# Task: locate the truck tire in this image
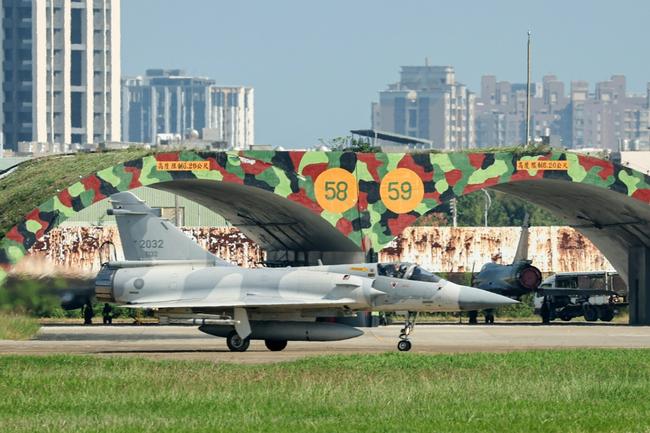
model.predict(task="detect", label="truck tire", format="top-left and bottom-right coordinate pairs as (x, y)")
top-left (599, 307), bottom-right (615, 322)
top-left (560, 310), bottom-right (572, 322)
top-left (583, 306), bottom-right (598, 322)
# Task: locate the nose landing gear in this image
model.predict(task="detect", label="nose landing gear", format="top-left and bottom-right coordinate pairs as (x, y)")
top-left (397, 311), bottom-right (417, 352)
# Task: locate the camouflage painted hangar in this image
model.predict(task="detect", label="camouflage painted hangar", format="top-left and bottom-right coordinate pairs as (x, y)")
top-left (1, 149), bottom-right (650, 323)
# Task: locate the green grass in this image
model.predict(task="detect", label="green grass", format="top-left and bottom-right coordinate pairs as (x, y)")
top-left (0, 148), bottom-right (152, 236)
top-left (0, 313), bottom-right (40, 339)
top-left (1, 350), bottom-right (650, 432)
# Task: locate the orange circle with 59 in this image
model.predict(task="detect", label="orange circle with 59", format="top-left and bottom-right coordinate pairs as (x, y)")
top-left (314, 168), bottom-right (359, 213)
top-left (380, 168), bottom-right (425, 214)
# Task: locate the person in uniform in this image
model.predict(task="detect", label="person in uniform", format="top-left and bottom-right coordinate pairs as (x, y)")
top-left (102, 303), bottom-right (113, 325)
top-left (83, 301), bottom-right (94, 325)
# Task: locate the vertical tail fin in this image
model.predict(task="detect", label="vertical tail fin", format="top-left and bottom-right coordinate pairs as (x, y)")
top-left (108, 192), bottom-right (228, 265)
top-left (513, 213), bottom-right (530, 262)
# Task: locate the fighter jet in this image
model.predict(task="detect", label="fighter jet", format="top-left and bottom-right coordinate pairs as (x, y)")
top-left (95, 192), bottom-right (517, 352)
top-left (470, 214), bottom-right (542, 323)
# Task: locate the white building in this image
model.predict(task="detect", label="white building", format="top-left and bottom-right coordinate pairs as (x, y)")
top-left (372, 64), bottom-right (475, 150)
top-left (122, 69), bottom-right (254, 150)
top-left (0, 0), bottom-right (120, 150)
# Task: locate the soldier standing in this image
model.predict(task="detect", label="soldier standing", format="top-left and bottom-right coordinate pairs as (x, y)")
top-left (102, 303), bottom-right (113, 325)
top-left (82, 301), bottom-right (94, 325)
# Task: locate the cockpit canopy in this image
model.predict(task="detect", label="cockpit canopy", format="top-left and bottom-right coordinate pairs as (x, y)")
top-left (377, 262), bottom-right (443, 283)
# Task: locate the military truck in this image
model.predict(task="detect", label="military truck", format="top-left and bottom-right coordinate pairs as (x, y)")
top-left (533, 271), bottom-right (627, 323)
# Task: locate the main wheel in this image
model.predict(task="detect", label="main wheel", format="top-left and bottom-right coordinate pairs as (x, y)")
top-left (397, 340), bottom-right (412, 352)
top-left (226, 331), bottom-right (250, 352)
top-left (599, 308), bottom-right (615, 322)
top-left (468, 311), bottom-right (478, 324)
top-left (485, 313), bottom-right (495, 324)
top-left (264, 339), bottom-right (288, 352)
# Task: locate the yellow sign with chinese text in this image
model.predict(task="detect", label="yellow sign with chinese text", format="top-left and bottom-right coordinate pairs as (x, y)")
top-left (156, 161), bottom-right (210, 171)
top-left (516, 160), bottom-right (569, 171)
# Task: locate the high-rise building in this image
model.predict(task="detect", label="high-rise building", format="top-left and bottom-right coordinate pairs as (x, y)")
top-left (122, 69), bottom-right (254, 149)
top-left (570, 76), bottom-right (650, 150)
top-left (372, 64), bottom-right (475, 150)
top-left (475, 75), bottom-right (570, 148)
top-left (475, 74), bottom-right (650, 150)
top-left (0, 0), bottom-right (121, 151)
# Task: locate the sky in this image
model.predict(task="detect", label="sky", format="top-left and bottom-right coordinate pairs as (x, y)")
top-left (122, 0), bottom-right (650, 149)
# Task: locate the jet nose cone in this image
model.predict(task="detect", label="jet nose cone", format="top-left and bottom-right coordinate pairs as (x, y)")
top-left (457, 285), bottom-right (519, 311)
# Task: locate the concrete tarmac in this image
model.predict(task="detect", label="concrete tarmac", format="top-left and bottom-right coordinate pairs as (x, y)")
top-left (1, 323), bottom-right (649, 364)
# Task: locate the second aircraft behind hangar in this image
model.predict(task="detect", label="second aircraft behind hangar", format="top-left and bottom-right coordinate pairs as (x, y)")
top-left (95, 192), bottom-right (517, 352)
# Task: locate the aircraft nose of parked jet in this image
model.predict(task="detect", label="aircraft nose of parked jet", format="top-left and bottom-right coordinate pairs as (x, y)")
top-left (457, 285), bottom-right (519, 311)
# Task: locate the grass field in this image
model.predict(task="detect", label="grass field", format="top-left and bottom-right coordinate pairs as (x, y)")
top-left (0, 314), bottom-right (40, 340)
top-left (1, 350), bottom-right (650, 433)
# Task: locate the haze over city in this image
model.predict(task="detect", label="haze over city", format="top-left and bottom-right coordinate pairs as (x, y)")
top-left (123, 0), bottom-right (650, 148)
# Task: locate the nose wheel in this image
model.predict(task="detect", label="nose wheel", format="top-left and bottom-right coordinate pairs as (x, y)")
top-left (397, 311), bottom-right (417, 352)
top-left (226, 330), bottom-right (250, 352)
top-left (397, 339), bottom-right (412, 351)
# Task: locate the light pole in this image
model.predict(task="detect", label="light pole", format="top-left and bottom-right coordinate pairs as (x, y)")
top-left (482, 189), bottom-right (492, 227)
top-left (525, 31), bottom-right (532, 146)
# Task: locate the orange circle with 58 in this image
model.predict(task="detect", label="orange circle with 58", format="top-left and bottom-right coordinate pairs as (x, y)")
top-left (314, 168), bottom-right (359, 213)
top-left (380, 168), bottom-right (424, 214)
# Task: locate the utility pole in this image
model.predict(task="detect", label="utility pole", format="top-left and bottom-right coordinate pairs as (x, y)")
top-left (525, 31), bottom-right (532, 146)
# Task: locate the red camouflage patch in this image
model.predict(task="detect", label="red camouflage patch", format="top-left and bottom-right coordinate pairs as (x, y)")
top-left (5, 225), bottom-right (24, 243)
top-left (444, 169), bottom-right (463, 186)
top-left (578, 155), bottom-right (614, 181)
top-left (289, 151), bottom-right (306, 173)
top-left (335, 218), bottom-right (354, 236)
top-left (287, 189), bottom-right (322, 214)
top-left (123, 167), bottom-right (143, 189)
top-left (357, 153), bottom-right (383, 181)
top-left (632, 188), bottom-right (650, 204)
top-left (58, 189), bottom-right (73, 208)
top-left (301, 163), bottom-right (329, 182)
top-left (387, 213), bottom-right (418, 235)
top-left (240, 159), bottom-right (272, 176)
top-left (397, 154), bottom-right (433, 181)
top-left (463, 176), bottom-right (501, 195)
top-left (81, 175), bottom-right (107, 203)
top-left (154, 152), bottom-right (182, 162)
top-left (468, 153), bottom-right (485, 169)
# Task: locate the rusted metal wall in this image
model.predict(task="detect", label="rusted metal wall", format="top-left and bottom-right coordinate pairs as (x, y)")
top-left (17, 226), bottom-right (612, 276)
top-left (379, 226), bottom-right (613, 273)
top-left (18, 227), bottom-right (265, 276)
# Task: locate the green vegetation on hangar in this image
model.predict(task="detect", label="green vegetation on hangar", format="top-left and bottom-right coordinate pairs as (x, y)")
top-left (0, 147), bottom-right (561, 237)
top-left (0, 149), bottom-right (152, 236)
top-left (1, 350), bottom-right (649, 433)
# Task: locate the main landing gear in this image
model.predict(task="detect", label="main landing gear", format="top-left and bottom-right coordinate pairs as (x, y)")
top-left (226, 332), bottom-right (290, 352)
top-left (397, 311), bottom-right (417, 352)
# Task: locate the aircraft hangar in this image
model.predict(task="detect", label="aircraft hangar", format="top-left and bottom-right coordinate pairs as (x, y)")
top-left (1, 149), bottom-right (649, 323)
